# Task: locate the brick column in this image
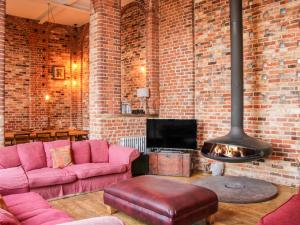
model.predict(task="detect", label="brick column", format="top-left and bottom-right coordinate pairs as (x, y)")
top-left (145, 0), bottom-right (159, 115)
top-left (0, 0), bottom-right (5, 146)
top-left (89, 0), bottom-right (121, 138)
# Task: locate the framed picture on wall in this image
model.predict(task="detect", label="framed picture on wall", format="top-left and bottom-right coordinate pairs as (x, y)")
top-left (52, 66), bottom-right (65, 80)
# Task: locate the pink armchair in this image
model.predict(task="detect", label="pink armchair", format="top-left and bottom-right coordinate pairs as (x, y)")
top-left (258, 187), bottom-right (300, 225)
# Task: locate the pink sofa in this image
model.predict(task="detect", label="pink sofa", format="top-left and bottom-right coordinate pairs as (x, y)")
top-left (258, 187), bottom-right (300, 225)
top-left (0, 140), bottom-right (140, 199)
top-left (1, 192), bottom-right (124, 225)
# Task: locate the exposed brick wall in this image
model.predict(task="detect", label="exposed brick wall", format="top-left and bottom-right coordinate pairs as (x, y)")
top-left (94, 116), bottom-right (146, 144)
top-left (194, 0), bottom-right (300, 186)
top-left (0, 0), bottom-right (5, 146)
top-left (80, 25), bottom-right (90, 130)
top-left (158, 0), bottom-right (195, 119)
top-left (145, 0), bottom-right (160, 115)
top-left (4, 16), bottom-right (88, 131)
top-left (121, 1), bottom-right (146, 110)
top-left (89, 0), bottom-right (122, 138)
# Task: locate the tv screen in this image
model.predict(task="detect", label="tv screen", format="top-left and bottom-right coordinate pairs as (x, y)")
top-left (147, 119), bottom-right (197, 150)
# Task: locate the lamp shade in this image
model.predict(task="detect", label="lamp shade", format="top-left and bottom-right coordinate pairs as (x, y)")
top-left (137, 87), bottom-right (149, 98)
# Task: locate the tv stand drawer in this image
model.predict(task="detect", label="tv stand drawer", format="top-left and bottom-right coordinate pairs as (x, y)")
top-left (149, 152), bottom-right (191, 177)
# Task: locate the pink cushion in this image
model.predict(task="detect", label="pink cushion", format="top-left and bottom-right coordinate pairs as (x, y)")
top-left (4, 192), bottom-right (72, 225)
top-left (0, 146), bottom-right (21, 169)
top-left (71, 141), bottom-right (91, 164)
top-left (89, 140), bottom-right (109, 163)
top-left (0, 208), bottom-right (20, 225)
top-left (20, 209), bottom-right (73, 225)
top-left (65, 163), bottom-right (127, 179)
top-left (26, 167), bottom-right (77, 188)
top-left (0, 167), bottom-right (29, 196)
top-left (17, 142), bottom-right (46, 172)
top-left (4, 192), bottom-right (51, 220)
top-left (58, 216), bottom-right (124, 225)
top-left (43, 141), bottom-right (70, 167)
top-left (258, 194), bottom-right (300, 225)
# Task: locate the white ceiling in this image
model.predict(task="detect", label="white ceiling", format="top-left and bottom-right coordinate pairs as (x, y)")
top-left (6, 0), bottom-right (135, 26)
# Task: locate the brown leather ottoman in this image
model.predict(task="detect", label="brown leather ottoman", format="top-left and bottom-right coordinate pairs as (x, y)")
top-left (104, 176), bottom-right (218, 225)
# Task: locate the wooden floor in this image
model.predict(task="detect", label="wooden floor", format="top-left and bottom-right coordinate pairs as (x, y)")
top-left (49, 173), bottom-right (297, 225)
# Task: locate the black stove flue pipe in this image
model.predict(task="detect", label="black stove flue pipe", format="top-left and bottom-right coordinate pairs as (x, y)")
top-left (200, 0), bottom-right (272, 163)
top-left (230, 0), bottom-right (245, 137)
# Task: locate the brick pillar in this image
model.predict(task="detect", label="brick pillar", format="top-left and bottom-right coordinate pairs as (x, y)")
top-left (145, 0), bottom-right (159, 115)
top-left (89, 0), bottom-right (121, 138)
top-left (0, 0), bottom-right (5, 146)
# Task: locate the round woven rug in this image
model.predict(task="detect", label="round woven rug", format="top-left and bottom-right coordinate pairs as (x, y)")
top-left (193, 176), bottom-right (278, 204)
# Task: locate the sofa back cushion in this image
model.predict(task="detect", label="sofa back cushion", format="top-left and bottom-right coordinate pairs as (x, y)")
top-left (0, 208), bottom-right (20, 225)
top-left (17, 142), bottom-right (46, 172)
top-left (51, 146), bottom-right (73, 169)
top-left (71, 141), bottom-right (90, 164)
top-left (0, 146), bottom-right (21, 169)
top-left (43, 140), bottom-right (70, 167)
top-left (89, 140), bottom-right (109, 163)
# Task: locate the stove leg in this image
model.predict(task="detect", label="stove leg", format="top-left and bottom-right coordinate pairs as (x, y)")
top-left (206, 214), bottom-right (215, 225)
top-left (106, 205), bottom-right (117, 215)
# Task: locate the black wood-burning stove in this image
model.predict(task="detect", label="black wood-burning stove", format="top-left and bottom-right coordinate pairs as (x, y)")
top-left (195, 0), bottom-right (277, 204)
top-left (201, 0), bottom-right (272, 163)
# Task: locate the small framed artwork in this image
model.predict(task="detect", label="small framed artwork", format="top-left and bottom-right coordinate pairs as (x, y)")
top-left (52, 66), bottom-right (65, 80)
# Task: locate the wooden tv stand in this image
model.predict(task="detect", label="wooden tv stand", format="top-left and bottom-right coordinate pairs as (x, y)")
top-left (148, 151), bottom-right (191, 177)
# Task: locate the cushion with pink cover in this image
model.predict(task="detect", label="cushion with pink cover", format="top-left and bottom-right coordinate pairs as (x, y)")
top-left (58, 216), bottom-right (124, 225)
top-left (3, 192), bottom-right (73, 225)
top-left (71, 141), bottom-right (91, 164)
top-left (43, 140), bottom-right (70, 167)
top-left (0, 146), bottom-right (21, 169)
top-left (17, 142), bottom-right (46, 172)
top-left (89, 140), bottom-right (109, 163)
top-left (26, 167), bottom-right (77, 188)
top-left (65, 163), bottom-right (127, 179)
top-left (4, 192), bottom-right (51, 219)
top-left (0, 208), bottom-right (20, 225)
top-left (0, 167), bottom-right (29, 196)
top-left (20, 208), bottom-right (73, 225)
top-left (258, 194), bottom-right (300, 225)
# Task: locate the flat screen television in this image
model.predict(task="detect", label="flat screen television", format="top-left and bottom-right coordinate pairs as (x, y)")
top-left (147, 119), bottom-right (197, 150)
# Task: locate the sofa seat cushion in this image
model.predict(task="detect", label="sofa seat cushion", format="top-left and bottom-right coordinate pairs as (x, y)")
top-left (20, 208), bottom-right (73, 225)
top-left (3, 192), bottom-right (51, 220)
top-left (65, 163), bottom-right (127, 179)
top-left (0, 146), bottom-right (21, 169)
top-left (0, 208), bottom-right (21, 225)
top-left (3, 192), bottom-right (73, 225)
top-left (0, 167), bottom-right (28, 195)
top-left (27, 168), bottom-right (77, 188)
top-left (258, 194), bottom-right (300, 225)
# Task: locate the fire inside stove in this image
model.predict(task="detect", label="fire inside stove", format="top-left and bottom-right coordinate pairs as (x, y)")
top-left (201, 142), bottom-right (264, 163)
top-left (213, 144), bottom-right (246, 158)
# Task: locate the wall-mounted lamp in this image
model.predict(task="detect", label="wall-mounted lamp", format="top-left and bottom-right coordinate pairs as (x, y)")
top-left (45, 94), bottom-right (50, 101)
top-left (72, 62), bottom-right (78, 70)
top-left (72, 80), bottom-right (77, 86)
top-left (140, 66), bottom-right (146, 74)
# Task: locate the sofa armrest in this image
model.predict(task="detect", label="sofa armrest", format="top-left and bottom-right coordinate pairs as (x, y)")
top-left (109, 145), bottom-right (140, 166)
top-left (58, 216), bottom-right (124, 225)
